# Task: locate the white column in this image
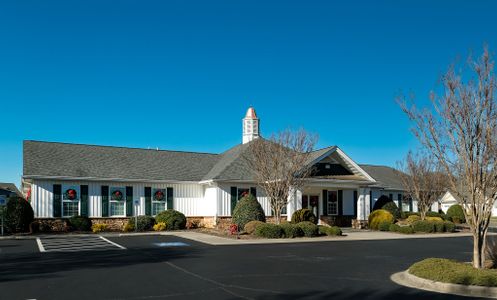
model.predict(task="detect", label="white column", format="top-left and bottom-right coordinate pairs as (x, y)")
top-left (286, 187), bottom-right (302, 221)
top-left (356, 187), bottom-right (371, 221)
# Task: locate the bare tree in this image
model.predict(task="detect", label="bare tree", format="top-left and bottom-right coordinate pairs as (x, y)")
top-left (397, 151), bottom-right (446, 220)
top-left (246, 129), bottom-right (317, 224)
top-left (398, 47), bottom-right (497, 269)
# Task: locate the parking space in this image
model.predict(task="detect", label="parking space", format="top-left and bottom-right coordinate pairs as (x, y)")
top-left (36, 235), bottom-right (126, 253)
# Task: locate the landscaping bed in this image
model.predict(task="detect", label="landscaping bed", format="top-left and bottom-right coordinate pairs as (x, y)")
top-left (409, 258), bottom-right (497, 287)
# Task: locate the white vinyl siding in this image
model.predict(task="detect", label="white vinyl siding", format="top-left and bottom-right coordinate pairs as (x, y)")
top-left (30, 180), bottom-right (207, 218)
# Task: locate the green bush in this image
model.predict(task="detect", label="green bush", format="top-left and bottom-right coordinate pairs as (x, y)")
top-left (444, 221), bottom-right (456, 232)
top-left (319, 225), bottom-right (342, 236)
top-left (296, 221), bottom-right (319, 237)
top-left (433, 221), bottom-right (445, 233)
top-left (406, 215), bottom-right (421, 224)
top-left (244, 220), bottom-right (265, 235)
top-left (155, 210), bottom-right (187, 230)
top-left (127, 215), bottom-right (155, 231)
top-left (69, 215), bottom-right (92, 231)
top-left (389, 223), bottom-right (401, 232)
top-left (254, 223), bottom-right (283, 239)
top-left (412, 220), bottom-right (435, 233)
top-left (378, 220), bottom-right (392, 231)
top-left (232, 194), bottom-right (266, 229)
top-left (409, 258), bottom-right (497, 287)
top-left (398, 226), bottom-right (414, 234)
top-left (426, 211), bottom-right (445, 219)
top-left (401, 211), bottom-right (420, 219)
top-left (280, 223), bottom-right (304, 238)
top-left (382, 201), bottom-right (401, 220)
top-left (447, 204), bottom-right (465, 224)
top-left (4, 196), bottom-right (34, 233)
top-left (291, 208), bottom-right (317, 224)
top-left (368, 209), bottom-right (394, 230)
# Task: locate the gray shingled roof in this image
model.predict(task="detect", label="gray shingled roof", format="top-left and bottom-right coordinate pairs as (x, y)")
top-left (0, 183), bottom-right (22, 196)
top-left (359, 164), bottom-right (405, 191)
top-left (23, 141), bottom-right (220, 182)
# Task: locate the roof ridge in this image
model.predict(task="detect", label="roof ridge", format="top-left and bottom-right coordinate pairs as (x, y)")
top-left (24, 140), bottom-right (219, 156)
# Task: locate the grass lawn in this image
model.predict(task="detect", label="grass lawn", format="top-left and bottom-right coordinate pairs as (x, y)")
top-left (409, 258), bottom-right (497, 287)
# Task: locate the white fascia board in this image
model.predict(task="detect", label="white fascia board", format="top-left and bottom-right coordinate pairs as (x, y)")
top-left (22, 175), bottom-right (199, 184)
top-left (335, 147), bottom-right (376, 182)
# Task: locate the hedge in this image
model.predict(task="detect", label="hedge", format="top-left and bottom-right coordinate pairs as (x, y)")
top-left (254, 223), bottom-right (283, 239)
top-left (410, 258), bottom-right (497, 287)
top-left (127, 215), bottom-right (155, 231)
top-left (318, 225), bottom-right (342, 236)
top-left (244, 220), bottom-right (265, 235)
top-left (280, 223), bottom-right (304, 238)
top-left (69, 215), bottom-right (92, 231)
top-left (378, 220), bottom-right (392, 231)
top-left (398, 226), bottom-right (414, 234)
top-left (296, 221), bottom-right (319, 237)
top-left (389, 223), bottom-right (401, 232)
top-left (155, 210), bottom-right (187, 230)
top-left (382, 201), bottom-right (401, 220)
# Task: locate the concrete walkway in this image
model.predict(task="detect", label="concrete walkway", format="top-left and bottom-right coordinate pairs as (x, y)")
top-left (159, 230), bottom-right (479, 246)
top-left (1, 230), bottom-right (482, 245)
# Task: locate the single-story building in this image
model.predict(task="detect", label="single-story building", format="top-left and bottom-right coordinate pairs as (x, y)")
top-left (22, 107), bottom-right (416, 228)
top-left (0, 182), bottom-right (22, 205)
top-left (434, 190), bottom-right (497, 216)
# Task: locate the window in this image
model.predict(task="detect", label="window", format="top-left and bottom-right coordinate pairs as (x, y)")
top-left (327, 190), bottom-right (338, 215)
top-left (237, 188), bottom-right (250, 200)
top-left (152, 188), bottom-right (167, 216)
top-left (302, 195), bottom-right (309, 209)
top-left (62, 185), bottom-right (80, 217)
top-left (110, 187), bottom-right (126, 217)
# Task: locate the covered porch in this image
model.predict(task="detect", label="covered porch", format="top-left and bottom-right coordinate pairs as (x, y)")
top-left (287, 180), bottom-right (373, 227)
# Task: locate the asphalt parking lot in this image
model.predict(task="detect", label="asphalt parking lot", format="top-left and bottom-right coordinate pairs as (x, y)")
top-left (0, 234), bottom-right (485, 300)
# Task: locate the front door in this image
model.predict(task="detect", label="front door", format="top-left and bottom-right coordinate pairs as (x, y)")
top-left (302, 195), bottom-right (319, 216)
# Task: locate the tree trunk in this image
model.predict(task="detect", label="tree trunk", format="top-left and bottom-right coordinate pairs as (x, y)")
top-left (473, 232), bottom-right (486, 269)
top-left (274, 208), bottom-right (281, 225)
top-left (420, 209), bottom-right (426, 221)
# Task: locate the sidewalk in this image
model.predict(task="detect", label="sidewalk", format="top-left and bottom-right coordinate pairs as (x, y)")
top-left (0, 230), bottom-right (481, 245)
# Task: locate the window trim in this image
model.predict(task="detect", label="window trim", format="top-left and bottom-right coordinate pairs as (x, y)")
top-left (151, 188), bottom-right (167, 216)
top-left (327, 190), bottom-right (338, 216)
top-left (109, 187), bottom-right (126, 217)
top-left (61, 185), bottom-right (80, 218)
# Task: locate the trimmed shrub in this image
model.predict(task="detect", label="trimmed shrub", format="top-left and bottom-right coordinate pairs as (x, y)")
top-left (409, 258), bottom-right (497, 287)
top-left (281, 223), bottom-right (304, 238)
top-left (447, 204), bottom-right (465, 224)
top-left (412, 220), bottom-right (436, 233)
top-left (69, 215), bottom-right (92, 231)
top-left (433, 221), bottom-right (445, 233)
top-left (378, 220), bottom-right (393, 231)
top-left (291, 208), bottom-right (317, 224)
top-left (232, 194), bottom-right (266, 229)
top-left (155, 210), bottom-right (187, 230)
top-left (426, 211), bottom-right (445, 219)
top-left (368, 209), bottom-right (394, 230)
top-left (406, 215), bottom-right (421, 225)
top-left (296, 221), bottom-right (319, 237)
top-left (127, 215), bottom-right (155, 231)
top-left (4, 196), bottom-right (34, 233)
top-left (319, 225), bottom-right (342, 236)
top-left (244, 220), bottom-right (265, 235)
top-left (444, 221), bottom-right (456, 232)
top-left (389, 223), bottom-right (401, 232)
top-left (382, 201), bottom-right (401, 220)
top-left (401, 211), bottom-right (420, 219)
top-left (398, 226), bottom-right (414, 234)
top-left (92, 224), bottom-right (107, 233)
top-left (426, 216), bottom-right (444, 222)
top-left (153, 222), bottom-right (167, 231)
top-left (254, 223), bottom-right (283, 239)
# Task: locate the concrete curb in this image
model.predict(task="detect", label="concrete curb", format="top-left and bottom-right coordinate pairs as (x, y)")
top-left (391, 270), bottom-right (497, 299)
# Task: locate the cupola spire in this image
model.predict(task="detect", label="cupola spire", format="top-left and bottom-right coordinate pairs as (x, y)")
top-left (242, 107), bottom-right (260, 144)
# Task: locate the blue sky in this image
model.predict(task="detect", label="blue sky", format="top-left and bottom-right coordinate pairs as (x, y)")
top-left (1, 0), bottom-right (497, 187)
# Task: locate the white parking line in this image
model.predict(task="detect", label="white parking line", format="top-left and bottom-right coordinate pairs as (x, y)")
top-left (36, 238), bottom-right (46, 252)
top-left (99, 235), bottom-right (126, 249)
